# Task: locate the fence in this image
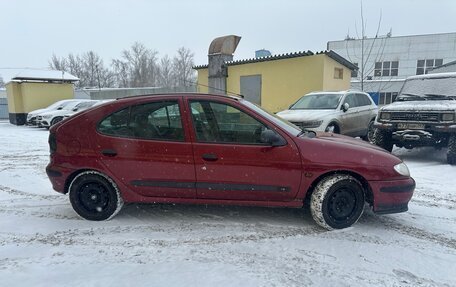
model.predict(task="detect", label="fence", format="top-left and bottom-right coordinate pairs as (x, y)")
top-left (0, 98), bottom-right (8, 119)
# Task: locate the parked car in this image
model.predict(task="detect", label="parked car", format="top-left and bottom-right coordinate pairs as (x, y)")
top-left (62, 100), bottom-right (106, 120)
top-left (26, 99), bottom-right (81, 126)
top-left (37, 99), bottom-right (96, 128)
top-left (374, 73), bottom-right (456, 165)
top-left (276, 90), bottom-right (378, 142)
top-left (46, 93), bottom-right (414, 230)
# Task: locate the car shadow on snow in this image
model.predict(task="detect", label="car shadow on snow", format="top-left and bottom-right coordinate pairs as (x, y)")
top-left (116, 202), bottom-right (317, 227)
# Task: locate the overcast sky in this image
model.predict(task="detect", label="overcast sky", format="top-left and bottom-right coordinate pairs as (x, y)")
top-left (1, 0), bottom-right (455, 80)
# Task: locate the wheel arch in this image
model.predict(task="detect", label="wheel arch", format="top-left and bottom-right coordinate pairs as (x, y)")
top-left (64, 168), bottom-right (112, 194)
top-left (326, 120), bottom-right (341, 133)
top-left (304, 170), bottom-right (374, 207)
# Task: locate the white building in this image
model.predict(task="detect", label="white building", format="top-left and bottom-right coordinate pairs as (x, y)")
top-left (328, 32), bottom-right (456, 105)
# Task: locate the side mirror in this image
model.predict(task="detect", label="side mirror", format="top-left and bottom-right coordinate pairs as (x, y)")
top-left (342, 103), bottom-right (350, 112)
top-left (260, 129), bottom-right (287, 147)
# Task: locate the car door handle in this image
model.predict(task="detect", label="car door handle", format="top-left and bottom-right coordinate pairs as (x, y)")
top-left (202, 153), bottom-right (218, 161)
top-left (101, 149), bottom-right (117, 157)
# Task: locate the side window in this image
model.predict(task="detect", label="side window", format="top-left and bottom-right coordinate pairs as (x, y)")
top-left (344, 94), bottom-right (359, 108)
top-left (357, 94), bottom-right (372, 106)
top-left (190, 100), bottom-right (272, 145)
top-left (98, 107), bottom-right (132, 137)
top-left (97, 101), bottom-right (184, 141)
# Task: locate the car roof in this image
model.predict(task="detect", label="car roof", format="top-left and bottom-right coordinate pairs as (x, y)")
top-left (114, 93), bottom-right (243, 102)
top-left (307, 90), bottom-right (368, 95)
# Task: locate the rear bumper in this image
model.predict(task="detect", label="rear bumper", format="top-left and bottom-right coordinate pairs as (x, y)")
top-left (370, 177), bottom-right (415, 214)
top-left (46, 163), bottom-right (73, 194)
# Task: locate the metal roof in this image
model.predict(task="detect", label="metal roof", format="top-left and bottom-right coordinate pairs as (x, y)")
top-left (12, 69), bottom-right (79, 82)
top-left (193, 50), bottom-right (357, 70)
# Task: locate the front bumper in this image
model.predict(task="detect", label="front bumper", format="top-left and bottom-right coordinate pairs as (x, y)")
top-left (375, 121), bottom-right (456, 133)
top-left (370, 177), bottom-right (415, 214)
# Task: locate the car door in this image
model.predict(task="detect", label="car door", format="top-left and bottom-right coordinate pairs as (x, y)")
top-left (355, 93), bottom-right (376, 136)
top-left (340, 93), bottom-right (362, 136)
top-left (186, 97), bottom-right (302, 202)
top-left (95, 97), bottom-right (196, 198)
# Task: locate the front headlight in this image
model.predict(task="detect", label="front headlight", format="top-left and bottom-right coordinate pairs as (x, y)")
top-left (442, 113), bottom-right (455, 122)
top-left (394, 162), bottom-right (410, 177)
top-left (380, 112), bottom-right (391, 121)
top-left (301, 120), bottom-right (323, 128)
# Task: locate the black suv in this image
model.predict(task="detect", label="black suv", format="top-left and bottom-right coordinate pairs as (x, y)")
top-left (374, 73), bottom-right (456, 165)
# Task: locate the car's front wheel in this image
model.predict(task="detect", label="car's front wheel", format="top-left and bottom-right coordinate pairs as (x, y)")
top-left (310, 174), bottom-right (365, 230)
top-left (50, 116), bottom-right (63, 126)
top-left (361, 120), bottom-right (375, 142)
top-left (325, 123), bottom-right (339, 133)
top-left (373, 129), bottom-right (393, 152)
top-left (447, 133), bottom-right (456, 165)
top-left (69, 171), bottom-right (124, 220)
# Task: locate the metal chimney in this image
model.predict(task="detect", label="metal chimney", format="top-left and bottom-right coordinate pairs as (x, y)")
top-left (208, 35), bottom-right (241, 94)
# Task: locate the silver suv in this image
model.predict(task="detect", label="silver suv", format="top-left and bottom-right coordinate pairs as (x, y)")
top-left (277, 90), bottom-right (378, 141)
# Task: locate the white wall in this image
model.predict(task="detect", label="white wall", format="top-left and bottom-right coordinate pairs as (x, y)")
top-left (328, 33), bottom-right (456, 95)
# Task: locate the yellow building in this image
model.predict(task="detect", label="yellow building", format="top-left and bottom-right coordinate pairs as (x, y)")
top-left (194, 50), bottom-right (356, 113)
top-left (6, 70), bottom-right (78, 125)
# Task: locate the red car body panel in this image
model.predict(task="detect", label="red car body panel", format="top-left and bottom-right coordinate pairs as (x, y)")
top-left (46, 93), bottom-right (414, 214)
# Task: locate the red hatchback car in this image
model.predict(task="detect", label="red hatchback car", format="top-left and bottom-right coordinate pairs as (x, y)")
top-left (46, 93), bottom-right (415, 230)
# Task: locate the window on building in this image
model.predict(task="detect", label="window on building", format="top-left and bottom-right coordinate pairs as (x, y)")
top-left (379, 92), bottom-right (399, 106)
top-left (374, 61), bottom-right (399, 77)
top-left (334, 67), bottom-right (344, 79)
top-left (351, 63), bottom-right (358, 78)
top-left (416, 59), bottom-right (443, 75)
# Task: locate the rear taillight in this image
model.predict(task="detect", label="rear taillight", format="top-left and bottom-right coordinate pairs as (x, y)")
top-left (49, 133), bottom-right (57, 154)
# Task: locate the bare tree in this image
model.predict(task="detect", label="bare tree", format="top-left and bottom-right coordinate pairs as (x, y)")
top-left (342, 2), bottom-right (392, 92)
top-left (173, 47), bottom-right (196, 87)
top-left (158, 55), bottom-right (174, 88)
top-left (114, 42), bottom-right (159, 87)
top-left (112, 59), bottom-right (130, 88)
top-left (48, 44), bottom-right (197, 89)
top-left (48, 54), bottom-right (67, 71)
top-left (0, 75), bottom-right (5, 88)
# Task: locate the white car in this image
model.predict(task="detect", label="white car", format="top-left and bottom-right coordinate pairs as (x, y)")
top-left (276, 90), bottom-right (378, 141)
top-left (62, 99), bottom-right (113, 120)
top-left (37, 100), bottom-right (97, 128)
top-left (26, 99), bottom-right (81, 126)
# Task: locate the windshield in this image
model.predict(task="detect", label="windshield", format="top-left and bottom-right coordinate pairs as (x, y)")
top-left (73, 101), bottom-right (98, 110)
top-left (241, 100), bottom-right (301, 136)
top-left (290, 93), bottom-right (342, 109)
top-left (397, 76), bottom-right (456, 101)
top-left (46, 100), bottom-right (75, 110)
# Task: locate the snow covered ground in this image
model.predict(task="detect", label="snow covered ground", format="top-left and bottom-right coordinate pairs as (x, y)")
top-left (0, 121), bottom-right (454, 287)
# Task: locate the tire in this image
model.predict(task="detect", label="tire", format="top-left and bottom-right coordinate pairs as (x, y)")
top-left (447, 134), bottom-right (456, 165)
top-left (69, 171), bottom-right (124, 221)
top-left (325, 123), bottom-right (339, 133)
top-left (373, 129), bottom-right (393, 152)
top-left (361, 120), bottom-right (375, 143)
top-left (310, 174), bottom-right (365, 230)
top-left (50, 117), bottom-right (63, 126)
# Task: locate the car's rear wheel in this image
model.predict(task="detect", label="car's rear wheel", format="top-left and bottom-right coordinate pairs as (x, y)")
top-left (310, 174), bottom-right (365, 230)
top-left (373, 129), bottom-right (393, 152)
top-left (447, 133), bottom-right (456, 165)
top-left (361, 120), bottom-right (375, 142)
top-left (69, 171), bottom-right (124, 221)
